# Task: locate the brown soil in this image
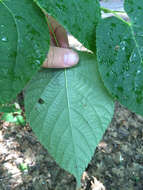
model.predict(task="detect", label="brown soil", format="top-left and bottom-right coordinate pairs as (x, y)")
top-left (0, 102), bottom-right (143, 190)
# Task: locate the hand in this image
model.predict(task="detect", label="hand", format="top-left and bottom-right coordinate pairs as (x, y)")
top-left (42, 15), bottom-right (79, 68)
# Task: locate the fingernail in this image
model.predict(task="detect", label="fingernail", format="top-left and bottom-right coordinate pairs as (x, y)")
top-left (64, 52), bottom-right (79, 66)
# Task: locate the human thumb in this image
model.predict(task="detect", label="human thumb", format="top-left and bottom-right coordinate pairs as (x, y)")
top-left (42, 46), bottom-right (79, 68)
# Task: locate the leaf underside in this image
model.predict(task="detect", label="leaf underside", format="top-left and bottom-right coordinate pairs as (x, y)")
top-left (96, 0), bottom-right (143, 115)
top-left (25, 51), bottom-right (114, 185)
top-left (34, 0), bottom-right (101, 51)
top-left (0, 0), bottom-right (50, 104)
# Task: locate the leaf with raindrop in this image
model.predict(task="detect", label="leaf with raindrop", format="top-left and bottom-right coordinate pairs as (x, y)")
top-left (34, 0), bottom-right (101, 51)
top-left (0, 0), bottom-right (50, 104)
top-left (96, 0), bottom-right (143, 115)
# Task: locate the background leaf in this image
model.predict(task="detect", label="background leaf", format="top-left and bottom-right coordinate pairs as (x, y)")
top-left (25, 51), bottom-right (114, 185)
top-left (0, 0), bottom-right (50, 104)
top-left (34, 0), bottom-right (101, 51)
top-left (96, 0), bottom-right (143, 115)
top-left (0, 104), bottom-right (16, 113)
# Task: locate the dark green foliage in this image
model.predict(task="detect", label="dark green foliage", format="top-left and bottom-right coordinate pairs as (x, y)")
top-left (34, 0), bottom-right (101, 51)
top-left (96, 0), bottom-right (143, 115)
top-left (0, 0), bottom-right (50, 103)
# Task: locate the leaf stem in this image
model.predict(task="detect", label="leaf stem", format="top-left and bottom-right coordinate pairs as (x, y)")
top-left (46, 16), bottom-right (60, 47)
top-left (37, 5), bottom-right (60, 47)
top-left (101, 7), bottom-right (130, 25)
top-left (101, 7), bottom-right (125, 14)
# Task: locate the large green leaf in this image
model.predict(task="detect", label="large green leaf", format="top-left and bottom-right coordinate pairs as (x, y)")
top-left (96, 0), bottom-right (143, 115)
top-left (34, 0), bottom-right (101, 51)
top-left (25, 51), bottom-right (114, 185)
top-left (0, 0), bottom-right (50, 104)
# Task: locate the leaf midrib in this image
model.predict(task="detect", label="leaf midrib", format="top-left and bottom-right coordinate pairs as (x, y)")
top-left (130, 25), bottom-right (143, 63)
top-left (64, 69), bottom-right (80, 178)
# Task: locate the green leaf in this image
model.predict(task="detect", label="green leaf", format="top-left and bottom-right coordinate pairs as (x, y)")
top-left (25, 51), bottom-right (114, 185)
top-left (16, 115), bottom-right (26, 126)
top-left (96, 0), bottom-right (143, 115)
top-left (1, 113), bottom-right (17, 122)
top-left (1, 111), bottom-right (25, 125)
top-left (34, 0), bottom-right (101, 51)
top-left (0, 0), bottom-right (50, 104)
top-left (19, 163), bottom-right (28, 172)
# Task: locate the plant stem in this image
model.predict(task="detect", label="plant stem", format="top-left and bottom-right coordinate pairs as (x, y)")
top-left (101, 7), bottom-right (125, 14)
top-left (101, 7), bottom-right (130, 25)
top-left (46, 16), bottom-right (60, 47)
top-left (41, 7), bottom-right (60, 47)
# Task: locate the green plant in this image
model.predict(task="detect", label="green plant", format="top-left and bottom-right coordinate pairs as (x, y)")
top-left (0, 0), bottom-right (142, 187)
top-left (1, 109), bottom-right (25, 125)
top-left (19, 163), bottom-right (29, 172)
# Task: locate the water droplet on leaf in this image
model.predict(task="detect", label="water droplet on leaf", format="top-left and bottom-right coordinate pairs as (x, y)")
top-left (1, 37), bottom-right (8, 42)
top-left (137, 70), bottom-right (141, 74)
